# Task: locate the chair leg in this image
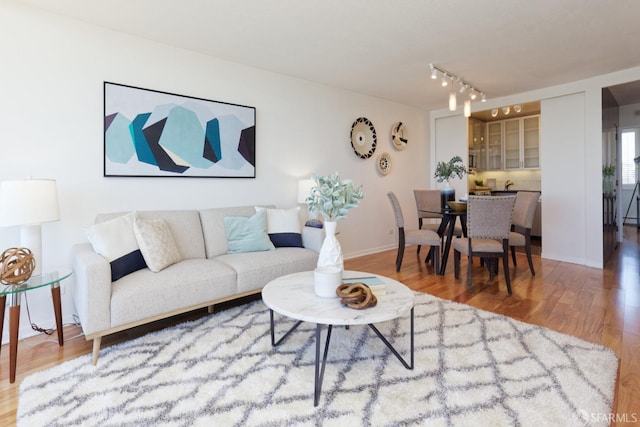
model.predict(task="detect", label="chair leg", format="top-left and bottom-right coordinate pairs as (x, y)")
top-left (525, 237), bottom-right (535, 275)
top-left (454, 250), bottom-right (458, 277)
top-left (432, 247), bottom-right (440, 274)
top-left (511, 246), bottom-right (517, 266)
top-left (467, 255), bottom-right (473, 293)
top-left (417, 244), bottom-right (421, 254)
top-left (396, 244), bottom-right (405, 272)
top-left (502, 242), bottom-right (512, 295)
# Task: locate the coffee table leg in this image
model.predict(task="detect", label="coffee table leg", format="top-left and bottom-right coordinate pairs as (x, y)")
top-left (269, 309), bottom-right (303, 347)
top-left (51, 283), bottom-right (64, 346)
top-left (0, 295), bottom-right (5, 359)
top-left (9, 297), bottom-right (21, 383)
top-left (314, 324), bottom-right (333, 407)
top-left (368, 307), bottom-right (414, 369)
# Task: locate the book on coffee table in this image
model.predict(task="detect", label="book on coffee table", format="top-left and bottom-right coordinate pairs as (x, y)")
top-left (342, 277), bottom-right (386, 295)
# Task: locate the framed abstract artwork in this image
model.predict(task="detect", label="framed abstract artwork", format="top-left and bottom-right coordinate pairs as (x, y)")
top-left (104, 82), bottom-right (256, 178)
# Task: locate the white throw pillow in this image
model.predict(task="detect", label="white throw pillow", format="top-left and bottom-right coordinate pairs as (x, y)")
top-left (133, 217), bottom-right (182, 272)
top-left (86, 212), bottom-right (147, 281)
top-left (255, 206), bottom-right (303, 248)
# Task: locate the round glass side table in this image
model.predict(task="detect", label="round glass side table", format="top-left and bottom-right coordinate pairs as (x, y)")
top-left (0, 268), bottom-right (72, 383)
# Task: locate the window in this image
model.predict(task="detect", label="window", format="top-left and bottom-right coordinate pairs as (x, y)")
top-left (621, 131), bottom-right (637, 186)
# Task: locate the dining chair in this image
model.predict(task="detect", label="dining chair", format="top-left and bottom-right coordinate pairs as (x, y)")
top-left (413, 189), bottom-right (462, 254)
top-left (453, 195), bottom-right (516, 294)
top-left (508, 191), bottom-right (540, 275)
top-left (387, 192), bottom-right (441, 272)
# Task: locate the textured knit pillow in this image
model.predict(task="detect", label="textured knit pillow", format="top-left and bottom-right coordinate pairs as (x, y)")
top-left (255, 206), bottom-right (303, 248)
top-left (224, 209), bottom-right (275, 254)
top-left (133, 217), bottom-right (182, 272)
top-left (86, 212), bottom-right (147, 281)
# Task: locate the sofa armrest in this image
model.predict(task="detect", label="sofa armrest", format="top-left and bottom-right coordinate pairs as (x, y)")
top-left (71, 243), bottom-right (112, 336)
top-left (301, 226), bottom-right (325, 253)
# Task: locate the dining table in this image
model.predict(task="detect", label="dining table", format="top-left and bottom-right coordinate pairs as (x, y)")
top-left (419, 207), bottom-right (467, 275)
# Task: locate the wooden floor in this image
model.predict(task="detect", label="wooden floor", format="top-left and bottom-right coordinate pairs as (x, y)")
top-left (1, 227), bottom-right (638, 426)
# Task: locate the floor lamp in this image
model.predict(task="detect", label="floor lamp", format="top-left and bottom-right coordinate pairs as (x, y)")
top-left (0, 179), bottom-right (60, 277)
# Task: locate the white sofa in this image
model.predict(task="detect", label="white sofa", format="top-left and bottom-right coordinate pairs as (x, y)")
top-left (71, 206), bottom-right (322, 364)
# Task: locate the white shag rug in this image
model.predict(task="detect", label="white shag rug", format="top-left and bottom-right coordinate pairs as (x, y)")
top-left (18, 293), bottom-right (618, 426)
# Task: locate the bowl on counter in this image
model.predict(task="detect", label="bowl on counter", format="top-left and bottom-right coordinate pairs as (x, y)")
top-left (447, 201), bottom-right (467, 212)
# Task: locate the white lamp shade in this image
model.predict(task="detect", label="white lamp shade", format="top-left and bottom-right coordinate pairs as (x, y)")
top-left (297, 179), bottom-right (315, 204)
top-left (0, 179), bottom-right (60, 226)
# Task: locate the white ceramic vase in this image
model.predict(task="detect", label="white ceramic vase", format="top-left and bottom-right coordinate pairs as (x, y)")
top-left (317, 221), bottom-right (344, 270)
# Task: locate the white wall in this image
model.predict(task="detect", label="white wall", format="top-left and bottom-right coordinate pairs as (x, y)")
top-left (0, 3), bottom-right (430, 343)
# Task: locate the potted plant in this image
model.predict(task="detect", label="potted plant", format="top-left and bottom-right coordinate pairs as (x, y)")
top-left (434, 155), bottom-right (467, 207)
top-left (305, 172), bottom-right (365, 272)
top-left (602, 164), bottom-right (615, 194)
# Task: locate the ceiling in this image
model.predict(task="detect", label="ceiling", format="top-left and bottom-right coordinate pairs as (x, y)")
top-left (15, 0), bottom-right (640, 110)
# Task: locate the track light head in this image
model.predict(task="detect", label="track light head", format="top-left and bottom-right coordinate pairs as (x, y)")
top-left (430, 64), bottom-right (437, 79)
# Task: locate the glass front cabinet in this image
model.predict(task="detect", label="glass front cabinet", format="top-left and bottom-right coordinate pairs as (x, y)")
top-left (468, 115), bottom-right (539, 171)
top-left (503, 115), bottom-right (540, 170)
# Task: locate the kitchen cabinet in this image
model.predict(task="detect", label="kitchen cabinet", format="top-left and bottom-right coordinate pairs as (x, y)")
top-left (487, 121), bottom-right (503, 170)
top-left (504, 115), bottom-right (540, 170)
top-left (467, 115), bottom-right (539, 171)
top-left (468, 118), bottom-right (486, 170)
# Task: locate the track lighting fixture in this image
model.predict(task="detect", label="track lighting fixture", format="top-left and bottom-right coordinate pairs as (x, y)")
top-left (429, 64), bottom-right (486, 112)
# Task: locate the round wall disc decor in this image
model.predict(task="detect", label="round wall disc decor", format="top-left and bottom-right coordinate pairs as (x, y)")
top-left (376, 152), bottom-right (392, 175)
top-left (350, 117), bottom-right (377, 159)
top-left (391, 122), bottom-right (408, 150)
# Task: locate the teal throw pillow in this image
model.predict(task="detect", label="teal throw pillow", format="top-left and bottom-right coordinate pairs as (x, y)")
top-left (224, 210), bottom-right (275, 254)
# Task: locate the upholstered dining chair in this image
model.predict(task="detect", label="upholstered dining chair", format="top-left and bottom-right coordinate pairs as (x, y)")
top-left (508, 191), bottom-right (540, 275)
top-left (453, 195), bottom-right (516, 294)
top-left (388, 192), bottom-right (441, 272)
top-left (413, 189), bottom-right (462, 254)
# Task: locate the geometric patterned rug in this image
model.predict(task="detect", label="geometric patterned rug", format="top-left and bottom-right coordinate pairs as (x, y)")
top-left (18, 293), bottom-right (617, 426)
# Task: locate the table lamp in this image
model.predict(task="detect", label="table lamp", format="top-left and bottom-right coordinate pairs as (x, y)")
top-left (297, 178), bottom-right (322, 228)
top-left (0, 179), bottom-right (60, 276)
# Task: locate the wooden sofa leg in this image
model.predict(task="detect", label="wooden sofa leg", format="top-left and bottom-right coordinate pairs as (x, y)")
top-left (92, 337), bottom-right (101, 366)
top-left (208, 305), bottom-right (215, 314)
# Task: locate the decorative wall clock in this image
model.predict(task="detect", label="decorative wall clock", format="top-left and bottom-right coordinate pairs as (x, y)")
top-left (376, 152), bottom-right (392, 175)
top-left (391, 122), bottom-right (408, 150)
top-left (350, 117), bottom-right (377, 159)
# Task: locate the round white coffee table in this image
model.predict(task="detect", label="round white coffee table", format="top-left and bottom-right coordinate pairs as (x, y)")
top-left (261, 270), bottom-right (415, 406)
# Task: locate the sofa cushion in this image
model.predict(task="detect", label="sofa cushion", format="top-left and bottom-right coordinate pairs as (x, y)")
top-left (86, 212), bottom-right (146, 281)
top-left (200, 206), bottom-right (275, 258)
top-left (224, 209), bottom-right (275, 254)
top-left (255, 206), bottom-right (303, 248)
top-left (134, 217), bottom-right (182, 272)
top-left (216, 247), bottom-right (319, 294)
top-left (110, 259), bottom-right (238, 327)
top-left (96, 210), bottom-right (206, 260)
